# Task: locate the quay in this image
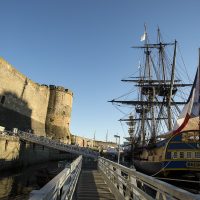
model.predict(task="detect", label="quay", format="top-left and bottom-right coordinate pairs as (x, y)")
top-left (2, 131), bottom-right (200, 200)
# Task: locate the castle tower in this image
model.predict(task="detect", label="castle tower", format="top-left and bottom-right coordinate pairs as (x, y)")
top-left (45, 85), bottom-right (73, 142)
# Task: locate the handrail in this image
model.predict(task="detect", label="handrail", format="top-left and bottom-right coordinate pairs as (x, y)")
top-left (29, 155), bottom-right (82, 200)
top-left (98, 157), bottom-right (200, 200)
top-left (0, 130), bottom-right (99, 158)
top-left (13, 130), bottom-right (99, 158)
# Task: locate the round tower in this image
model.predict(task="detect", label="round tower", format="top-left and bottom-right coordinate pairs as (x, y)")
top-left (45, 85), bottom-right (73, 143)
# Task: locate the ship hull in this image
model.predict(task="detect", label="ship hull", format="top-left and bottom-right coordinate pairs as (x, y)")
top-left (133, 159), bottom-right (200, 176)
top-left (133, 160), bottom-right (163, 175)
top-left (132, 130), bottom-right (200, 176)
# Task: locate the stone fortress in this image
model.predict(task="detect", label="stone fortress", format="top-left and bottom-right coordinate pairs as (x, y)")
top-left (0, 58), bottom-right (73, 142)
top-left (0, 58), bottom-right (116, 171)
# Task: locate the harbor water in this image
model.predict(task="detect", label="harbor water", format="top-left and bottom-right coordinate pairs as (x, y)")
top-left (0, 161), bottom-right (66, 200)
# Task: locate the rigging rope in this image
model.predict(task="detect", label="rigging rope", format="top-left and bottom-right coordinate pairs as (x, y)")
top-left (113, 104), bottom-right (128, 115)
top-left (151, 161), bottom-right (172, 177)
top-left (177, 43), bottom-right (192, 82)
top-left (114, 87), bottom-right (137, 100)
top-left (120, 120), bottom-right (127, 138)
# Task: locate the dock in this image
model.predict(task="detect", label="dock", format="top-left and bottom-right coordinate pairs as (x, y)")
top-left (2, 131), bottom-right (200, 200)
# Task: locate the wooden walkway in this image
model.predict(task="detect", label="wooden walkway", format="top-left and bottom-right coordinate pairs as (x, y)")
top-left (75, 170), bottom-right (116, 200)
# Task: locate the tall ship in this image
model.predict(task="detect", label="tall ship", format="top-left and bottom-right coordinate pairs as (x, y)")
top-left (109, 27), bottom-right (200, 177)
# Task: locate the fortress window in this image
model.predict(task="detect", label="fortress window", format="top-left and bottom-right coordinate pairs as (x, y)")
top-left (180, 152), bottom-right (184, 158)
top-left (195, 152), bottom-right (200, 158)
top-left (173, 152), bottom-right (177, 159)
top-left (187, 152), bottom-right (192, 158)
top-left (179, 152), bottom-right (184, 158)
top-left (1, 96), bottom-right (5, 104)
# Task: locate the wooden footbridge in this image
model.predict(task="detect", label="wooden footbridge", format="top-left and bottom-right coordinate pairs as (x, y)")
top-left (3, 131), bottom-right (200, 200)
top-left (29, 156), bottom-right (200, 200)
top-left (76, 170), bottom-right (115, 200)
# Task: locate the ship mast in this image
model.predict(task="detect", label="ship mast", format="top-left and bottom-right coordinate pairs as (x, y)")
top-left (144, 25), bottom-right (157, 143)
top-left (167, 40), bottom-right (177, 130)
top-left (158, 28), bottom-right (166, 83)
top-left (109, 27), bottom-right (192, 145)
top-left (142, 24), bottom-right (148, 145)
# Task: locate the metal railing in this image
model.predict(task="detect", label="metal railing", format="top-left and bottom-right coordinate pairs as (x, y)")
top-left (29, 155), bottom-right (82, 200)
top-left (17, 131), bottom-right (99, 158)
top-left (0, 129), bottom-right (19, 139)
top-left (98, 157), bottom-right (200, 200)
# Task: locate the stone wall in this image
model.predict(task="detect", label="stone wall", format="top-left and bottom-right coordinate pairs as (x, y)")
top-left (94, 140), bottom-right (117, 150)
top-left (0, 136), bottom-right (20, 163)
top-left (0, 58), bottom-right (73, 140)
top-left (0, 58), bottom-right (49, 136)
top-left (0, 136), bottom-right (76, 171)
top-left (71, 135), bottom-right (94, 147)
top-left (71, 135), bottom-right (117, 149)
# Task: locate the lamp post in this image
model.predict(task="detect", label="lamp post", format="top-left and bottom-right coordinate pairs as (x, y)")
top-left (114, 135), bottom-right (120, 164)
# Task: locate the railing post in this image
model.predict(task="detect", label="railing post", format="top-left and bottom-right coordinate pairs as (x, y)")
top-left (29, 156), bottom-right (82, 200)
top-left (129, 172), bottom-right (140, 199)
top-left (98, 157), bottom-right (200, 200)
top-left (116, 168), bottom-right (123, 195)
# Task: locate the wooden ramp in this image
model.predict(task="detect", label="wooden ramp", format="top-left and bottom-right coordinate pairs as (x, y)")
top-left (76, 170), bottom-right (116, 200)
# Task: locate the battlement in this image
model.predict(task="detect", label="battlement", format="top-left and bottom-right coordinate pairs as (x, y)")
top-left (41, 85), bottom-right (74, 95)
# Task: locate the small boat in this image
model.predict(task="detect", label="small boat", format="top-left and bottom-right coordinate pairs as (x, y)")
top-left (109, 26), bottom-right (200, 177)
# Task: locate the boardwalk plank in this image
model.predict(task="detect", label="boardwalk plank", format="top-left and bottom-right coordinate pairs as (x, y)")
top-left (76, 170), bottom-right (116, 200)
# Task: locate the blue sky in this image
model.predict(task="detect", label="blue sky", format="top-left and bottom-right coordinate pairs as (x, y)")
top-left (0, 0), bottom-right (200, 142)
